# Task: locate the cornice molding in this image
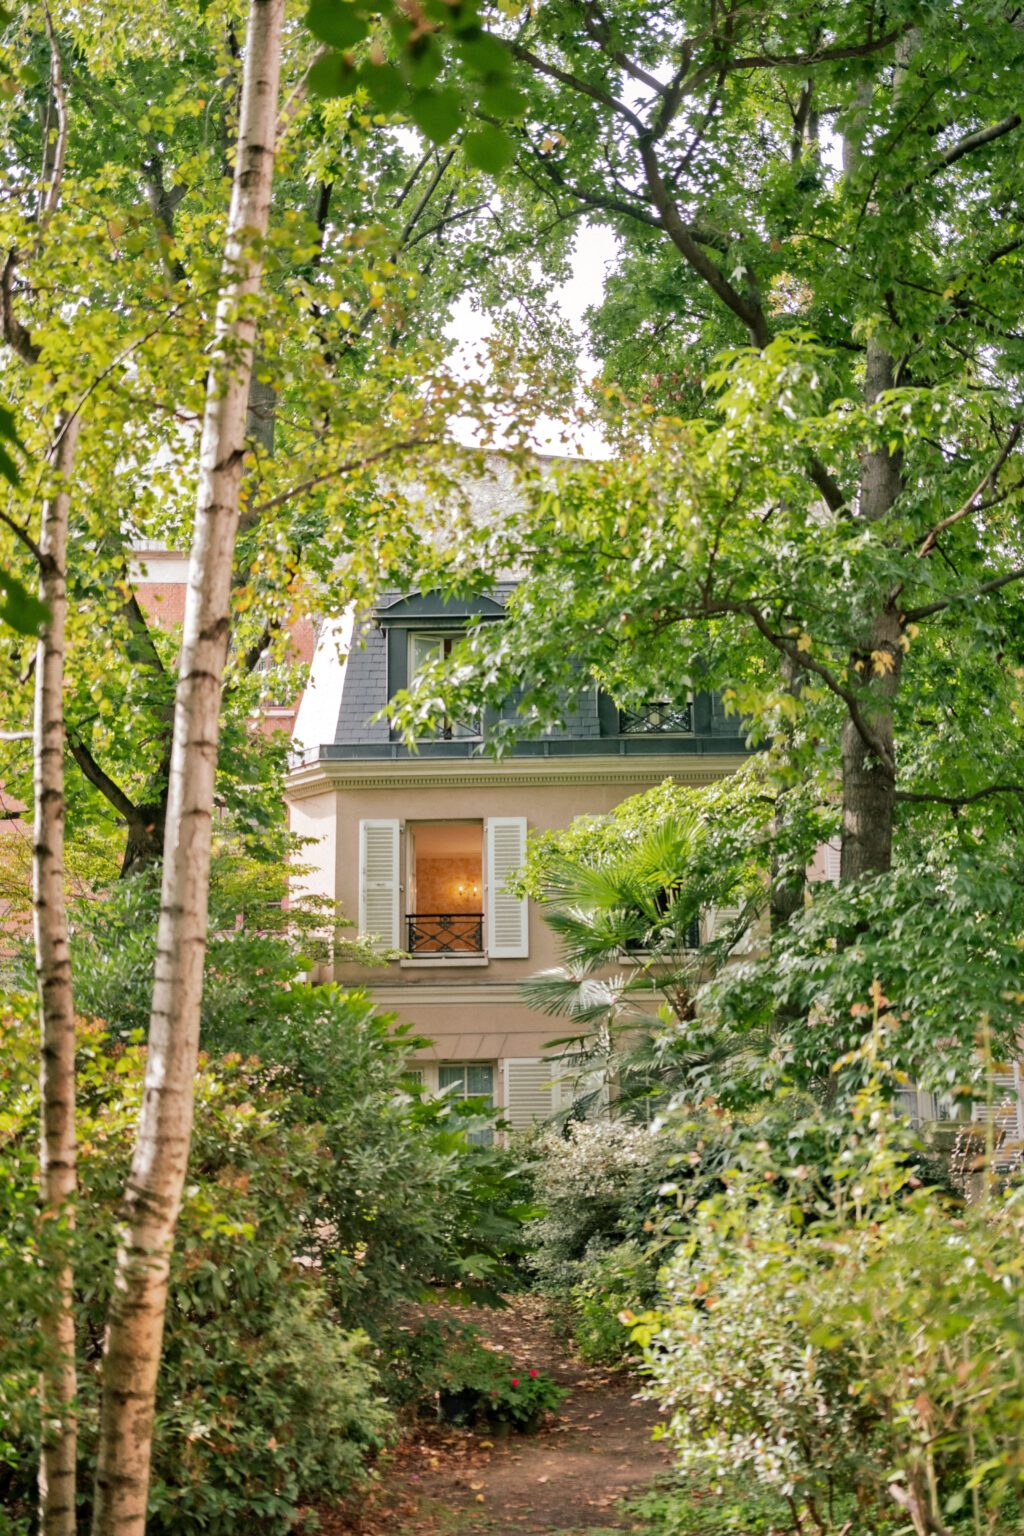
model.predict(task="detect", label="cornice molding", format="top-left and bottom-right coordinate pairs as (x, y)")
top-left (286, 754), bottom-right (746, 801)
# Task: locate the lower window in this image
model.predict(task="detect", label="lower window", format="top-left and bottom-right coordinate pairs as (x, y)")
top-left (438, 1062), bottom-right (495, 1147)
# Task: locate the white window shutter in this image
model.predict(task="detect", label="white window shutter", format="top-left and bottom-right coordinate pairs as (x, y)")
top-left (486, 816), bottom-right (529, 958)
top-left (554, 1066), bottom-right (608, 1117)
top-left (503, 1058), bottom-right (556, 1130)
top-left (823, 840), bottom-right (841, 883)
top-left (705, 904), bottom-right (740, 941)
top-left (358, 819), bottom-right (400, 950)
top-left (972, 1064), bottom-right (1024, 1156)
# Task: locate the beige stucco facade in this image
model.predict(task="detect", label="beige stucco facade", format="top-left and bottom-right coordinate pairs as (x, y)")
top-left (286, 752), bottom-right (747, 1119)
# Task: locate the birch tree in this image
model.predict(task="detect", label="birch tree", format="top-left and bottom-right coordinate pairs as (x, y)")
top-left (34, 411), bottom-right (81, 1536)
top-left (0, 19), bottom-right (86, 1529)
top-left (89, 2), bottom-right (285, 1527)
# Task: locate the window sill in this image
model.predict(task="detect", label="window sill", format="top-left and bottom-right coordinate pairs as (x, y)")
top-left (399, 956), bottom-right (490, 969)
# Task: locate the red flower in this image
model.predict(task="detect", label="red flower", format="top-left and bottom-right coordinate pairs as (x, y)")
top-left (510, 1378), bottom-right (519, 1387)
top-left (529, 1370), bottom-right (538, 1378)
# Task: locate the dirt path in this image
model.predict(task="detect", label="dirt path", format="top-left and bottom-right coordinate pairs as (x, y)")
top-left (325, 1297), bottom-right (671, 1536)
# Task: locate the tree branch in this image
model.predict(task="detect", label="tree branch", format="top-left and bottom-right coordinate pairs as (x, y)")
top-left (38, 4), bottom-right (70, 231)
top-left (0, 506), bottom-right (45, 567)
top-left (637, 139), bottom-right (771, 345)
top-left (276, 46), bottom-right (327, 144)
top-left (895, 783), bottom-right (1024, 809)
top-left (244, 434), bottom-right (438, 520)
top-left (933, 113), bottom-right (1022, 174)
top-left (66, 735), bottom-right (142, 823)
top-left (903, 564), bottom-right (1024, 622)
top-left (741, 603), bottom-right (893, 769)
top-left (0, 249), bottom-right (41, 365)
top-left (917, 420), bottom-right (1022, 556)
top-left (526, 148), bottom-right (664, 230)
top-left (509, 41), bottom-right (646, 133)
top-left (141, 149), bottom-right (188, 284)
top-left (704, 28), bottom-right (907, 82)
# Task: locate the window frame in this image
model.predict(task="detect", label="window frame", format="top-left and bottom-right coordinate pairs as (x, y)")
top-left (405, 818), bottom-right (486, 957)
top-left (407, 631), bottom-right (483, 741)
top-left (436, 1061), bottom-right (496, 1146)
top-left (617, 697), bottom-right (696, 737)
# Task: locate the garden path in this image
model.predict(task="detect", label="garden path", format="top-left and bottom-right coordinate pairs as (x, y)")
top-left (325, 1295), bottom-right (671, 1536)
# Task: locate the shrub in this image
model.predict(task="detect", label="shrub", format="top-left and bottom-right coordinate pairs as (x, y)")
top-left (70, 859), bottom-right (533, 1321)
top-left (0, 1009), bottom-right (394, 1535)
top-left (382, 1316), bottom-right (566, 1430)
top-left (570, 1240), bottom-right (650, 1364)
top-left (524, 1118), bottom-right (674, 1296)
top-left (640, 1068), bottom-right (1024, 1535)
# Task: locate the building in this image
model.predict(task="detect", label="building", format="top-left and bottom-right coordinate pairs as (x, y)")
top-left (286, 585), bottom-right (755, 1132)
top-left (130, 542), bottom-right (315, 739)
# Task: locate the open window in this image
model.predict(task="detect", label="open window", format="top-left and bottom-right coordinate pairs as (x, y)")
top-left (408, 633), bottom-right (482, 740)
top-left (359, 816), bottom-right (529, 960)
top-left (407, 820), bottom-right (485, 954)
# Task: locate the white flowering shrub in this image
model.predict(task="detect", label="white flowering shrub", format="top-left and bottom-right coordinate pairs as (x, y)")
top-left (643, 1195), bottom-right (871, 1525)
top-left (640, 1077), bottom-right (1024, 1535)
top-left (525, 1119), bottom-right (673, 1295)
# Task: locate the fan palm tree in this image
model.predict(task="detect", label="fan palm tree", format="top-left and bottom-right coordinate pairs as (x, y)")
top-left (521, 811), bottom-right (767, 1118)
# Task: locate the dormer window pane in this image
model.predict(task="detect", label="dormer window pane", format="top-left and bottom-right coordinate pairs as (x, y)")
top-left (409, 633), bottom-right (482, 740)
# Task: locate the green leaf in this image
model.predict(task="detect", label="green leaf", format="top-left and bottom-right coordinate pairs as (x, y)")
top-left (361, 60), bottom-right (404, 111)
top-left (479, 78), bottom-right (526, 118)
top-left (0, 405), bottom-right (22, 486)
top-left (0, 566), bottom-right (48, 636)
top-left (463, 124), bottom-right (516, 174)
top-left (401, 32), bottom-right (443, 88)
top-left (304, 0), bottom-right (368, 49)
top-left (307, 51), bottom-right (359, 97)
top-left (456, 29), bottom-right (511, 77)
top-left (408, 86), bottom-right (463, 144)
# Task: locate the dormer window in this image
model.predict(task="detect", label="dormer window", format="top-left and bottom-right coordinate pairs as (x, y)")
top-left (408, 632), bottom-right (482, 740)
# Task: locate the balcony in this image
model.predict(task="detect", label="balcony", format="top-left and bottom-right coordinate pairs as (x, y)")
top-left (406, 913), bottom-right (485, 955)
top-left (619, 701), bottom-right (693, 734)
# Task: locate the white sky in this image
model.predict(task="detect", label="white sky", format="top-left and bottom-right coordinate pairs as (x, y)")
top-left (443, 221), bottom-right (620, 459)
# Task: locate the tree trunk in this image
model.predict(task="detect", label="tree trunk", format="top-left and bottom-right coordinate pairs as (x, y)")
top-left (89, 3), bottom-right (285, 1530)
top-left (34, 411), bottom-right (82, 1536)
top-left (839, 338), bottom-right (903, 882)
top-left (119, 804), bottom-right (167, 877)
top-left (769, 652), bottom-right (806, 930)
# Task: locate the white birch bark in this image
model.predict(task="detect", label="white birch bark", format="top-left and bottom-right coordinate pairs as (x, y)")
top-left (35, 410), bottom-right (82, 1536)
top-left (89, 3), bottom-right (285, 1529)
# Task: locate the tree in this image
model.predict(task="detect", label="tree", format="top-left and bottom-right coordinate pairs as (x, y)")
top-left (379, 0), bottom-right (1024, 890)
top-left (0, 1), bottom-right (542, 1522)
top-left (0, 0), bottom-right (538, 880)
top-left (34, 413), bottom-right (81, 1536)
top-left (518, 772), bottom-right (777, 1112)
top-left (87, 2), bottom-right (286, 1526)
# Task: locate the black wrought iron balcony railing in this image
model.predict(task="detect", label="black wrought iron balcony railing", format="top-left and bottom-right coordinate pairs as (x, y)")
top-left (406, 913), bottom-right (485, 954)
top-left (619, 701), bottom-right (693, 735)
